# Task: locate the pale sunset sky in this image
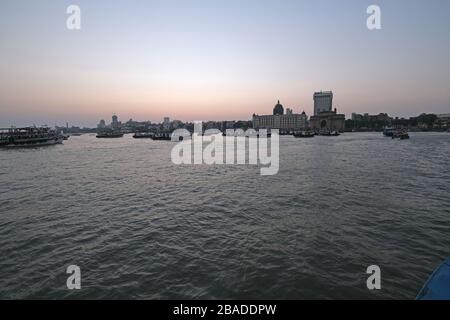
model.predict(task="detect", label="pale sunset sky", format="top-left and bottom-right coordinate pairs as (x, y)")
top-left (1, 0), bottom-right (449, 127)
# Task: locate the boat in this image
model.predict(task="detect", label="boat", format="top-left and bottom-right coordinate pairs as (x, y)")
top-left (0, 127), bottom-right (64, 148)
top-left (96, 129), bottom-right (124, 138)
top-left (222, 131), bottom-right (272, 138)
top-left (383, 127), bottom-right (395, 137)
top-left (151, 133), bottom-right (172, 141)
top-left (133, 132), bottom-right (154, 139)
top-left (319, 130), bottom-right (340, 136)
top-left (293, 131), bottom-right (315, 138)
top-left (417, 257), bottom-right (450, 300)
top-left (392, 129), bottom-right (409, 140)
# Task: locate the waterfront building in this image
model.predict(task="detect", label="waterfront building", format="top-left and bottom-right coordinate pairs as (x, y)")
top-left (310, 108), bottom-right (345, 132)
top-left (438, 114), bottom-right (450, 128)
top-left (253, 100), bottom-right (308, 131)
top-left (314, 91), bottom-right (333, 115)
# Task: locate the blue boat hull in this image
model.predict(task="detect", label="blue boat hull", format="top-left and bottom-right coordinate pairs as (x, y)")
top-left (417, 258), bottom-right (450, 300)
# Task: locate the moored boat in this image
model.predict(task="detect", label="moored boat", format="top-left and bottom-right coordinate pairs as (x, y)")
top-left (0, 127), bottom-right (64, 148)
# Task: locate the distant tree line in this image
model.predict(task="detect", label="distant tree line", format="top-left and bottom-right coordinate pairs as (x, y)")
top-left (345, 113), bottom-right (448, 131)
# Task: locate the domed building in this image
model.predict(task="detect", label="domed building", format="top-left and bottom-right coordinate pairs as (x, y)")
top-left (273, 100), bottom-right (284, 115)
top-left (253, 100), bottom-right (308, 133)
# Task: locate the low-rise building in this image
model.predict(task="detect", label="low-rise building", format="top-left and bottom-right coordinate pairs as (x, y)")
top-left (252, 101), bottom-right (308, 131)
top-left (310, 108), bottom-right (345, 132)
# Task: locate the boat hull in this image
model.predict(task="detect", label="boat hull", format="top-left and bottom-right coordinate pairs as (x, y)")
top-left (96, 134), bottom-right (124, 138)
top-left (417, 258), bottom-right (450, 300)
top-left (0, 137), bottom-right (63, 148)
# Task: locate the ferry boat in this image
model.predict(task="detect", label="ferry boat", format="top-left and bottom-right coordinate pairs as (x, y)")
top-left (133, 132), bottom-right (154, 139)
top-left (96, 129), bottom-right (124, 138)
top-left (0, 127), bottom-right (64, 148)
top-left (294, 131), bottom-right (315, 138)
top-left (383, 127), bottom-right (395, 137)
top-left (417, 257), bottom-right (450, 300)
top-left (392, 129), bottom-right (410, 140)
top-left (151, 133), bottom-right (172, 141)
top-left (222, 131), bottom-right (272, 138)
top-left (319, 130), bottom-right (340, 136)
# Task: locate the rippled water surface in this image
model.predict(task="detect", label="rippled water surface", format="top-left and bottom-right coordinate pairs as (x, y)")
top-left (0, 132), bottom-right (449, 299)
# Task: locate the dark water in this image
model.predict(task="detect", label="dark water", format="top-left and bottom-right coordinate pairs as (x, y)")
top-left (0, 132), bottom-right (449, 299)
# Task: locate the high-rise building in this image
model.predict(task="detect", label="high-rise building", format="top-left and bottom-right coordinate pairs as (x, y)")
top-left (313, 91), bottom-right (333, 115)
top-left (111, 114), bottom-right (120, 129)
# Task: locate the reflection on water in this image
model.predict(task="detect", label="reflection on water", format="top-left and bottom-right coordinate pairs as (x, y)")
top-left (0, 132), bottom-right (449, 299)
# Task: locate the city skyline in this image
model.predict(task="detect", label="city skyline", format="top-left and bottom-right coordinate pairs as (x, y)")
top-left (1, 0), bottom-right (450, 127)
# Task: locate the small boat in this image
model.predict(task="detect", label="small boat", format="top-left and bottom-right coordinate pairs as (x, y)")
top-left (392, 130), bottom-right (409, 140)
top-left (319, 130), bottom-right (340, 137)
top-left (133, 132), bottom-right (154, 139)
top-left (151, 133), bottom-right (172, 141)
top-left (293, 131), bottom-right (315, 138)
top-left (383, 127), bottom-right (395, 137)
top-left (417, 257), bottom-right (450, 300)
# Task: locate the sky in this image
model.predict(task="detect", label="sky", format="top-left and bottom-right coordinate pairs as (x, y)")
top-left (1, 0), bottom-right (450, 127)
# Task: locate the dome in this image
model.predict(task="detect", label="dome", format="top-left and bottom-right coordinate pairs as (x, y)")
top-left (273, 100), bottom-right (284, 115)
